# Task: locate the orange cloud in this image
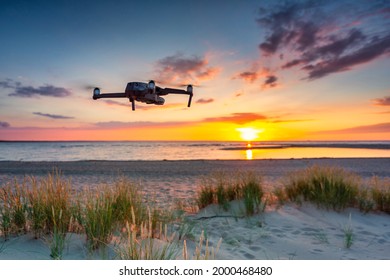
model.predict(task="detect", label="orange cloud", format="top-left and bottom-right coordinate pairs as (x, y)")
top-left (372, 96), bottom-right (390, 106)
top-left (196, 98), bottom-right (214, 104)
top-left (233, 66), bottom-right (280, 89)
top-left (202, 112), bottom-right (267, 125)
top-left (319, 122), bottom-right (390, 134)
top-left (197, 67), bottom-right (221, 81)
top-left (234, 71), bottom-right (258, 83)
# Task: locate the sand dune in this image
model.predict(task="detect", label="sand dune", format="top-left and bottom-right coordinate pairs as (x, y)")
top-left (192, 203), bottom-right (389, 260)
top-left (0, 203), bottom-right (388, 260)
top-left (0, 158), bottom-right (389, 260)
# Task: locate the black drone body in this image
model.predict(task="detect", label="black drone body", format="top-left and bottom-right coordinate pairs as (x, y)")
top-left (92, 80), bottom-right (193, 110)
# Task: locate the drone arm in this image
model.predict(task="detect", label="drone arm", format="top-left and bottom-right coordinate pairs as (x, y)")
top-left (160, 88), bottom-right (189, 95)
top-left (160, 87), bottom-right (193, 107)
top-left (94, 93), bottom-right (127, 99)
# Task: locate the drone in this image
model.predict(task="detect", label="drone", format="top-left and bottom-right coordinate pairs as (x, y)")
top-left (92, 80), bottom-right (193, 110)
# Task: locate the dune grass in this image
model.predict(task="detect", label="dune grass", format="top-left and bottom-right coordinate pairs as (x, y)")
top-left (28, 173), bottom-right (72, 239)
top-left (49, 209), bottom-right (68, 259)
top-left (77, 178), bottom-right (175, 251)
top-left (275, 165), bottom-right (390, 214)
top-left (370, 177), bottom-right (390, 214)
top-left (115, 208), bottom-right (179, 260)
top-left (0, 166), bottom-right (389, 259)
top-left (82, 186), bottom-right (115, 251)
top-left (0, 181), bottom-right (28, 237)
top-left (0, 172), bottom-right (222, 260)
top-left (343, 214), bottom-right (354, 249)
top-left (197, 171), bottom-right (265, 216)
top-left (281, 165), bottom-right (360, 211)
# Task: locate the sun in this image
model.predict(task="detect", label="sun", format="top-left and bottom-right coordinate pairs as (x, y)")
top-left (236, 128), bottom-right (263, 141)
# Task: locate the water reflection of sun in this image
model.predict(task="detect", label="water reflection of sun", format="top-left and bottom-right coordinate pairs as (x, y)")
top-left (245, 149), bottom-right (253, 160)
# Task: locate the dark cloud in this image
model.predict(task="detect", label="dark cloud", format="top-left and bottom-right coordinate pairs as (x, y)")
top-left (33, 112), bottom-right (74, 119)
top-left (282, 59), bottom-right (303, 69)
top-left (0, 78), bottom-right (71, 97)
top-left (263, 75), bottom-right (278, 88)
top-left (314, 29), bottom-right (366, 58)
top-left (282, 29), bottom-right (367, 69)
top-left (306, 34), bottom-right (390, 80)
top-left (256, 1), bottom-right (390, 81)
top-left (0, 78), bottom-right (20, 89)
top-left (0, 121), bottom-right (10, 128)
top-left (257, 1), bottom-right (320, 55)
top-left (196, 98), bottom-right (214, 104)
top-left (234, 71), bottom-right (258, 83)
top-left (203, 113), bottom-right (267, 125)
top-left (373, 95), bottom-right (390, 106)
top-left (154, 53), bottom-right (220, 84)
top-left (10, 85), bottom-right (72, 98)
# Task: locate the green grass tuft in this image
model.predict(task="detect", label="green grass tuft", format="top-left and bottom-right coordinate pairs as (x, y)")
top-left (82, 186), bottom-right (115, 251)
top-left (343, 214), bottom-right (354, 249)
top-left (283, 165), bottom-right (360, 211)
top-left (370, 177), bottom-right (390, 214)
top-left (197, 171), bottom-right (265, 216)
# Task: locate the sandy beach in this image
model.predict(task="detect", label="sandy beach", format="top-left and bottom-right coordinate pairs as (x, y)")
top-left (1, 158), bottom-right (390, 200)
top-left (0, 158), bottom-right (389, 260)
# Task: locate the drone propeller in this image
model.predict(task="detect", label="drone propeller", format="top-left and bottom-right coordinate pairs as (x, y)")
top-left (85, 85), bottom-right (96, 91)
top-left (78, 81), bottom-right (100, 91)
top-left (173, 84), bottom-right (195, 88)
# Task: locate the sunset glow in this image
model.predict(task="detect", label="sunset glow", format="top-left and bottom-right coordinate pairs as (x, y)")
top-left (0, 1), bottom-right (389, 141)
top-left (237, 128), bottom-right (263, 142)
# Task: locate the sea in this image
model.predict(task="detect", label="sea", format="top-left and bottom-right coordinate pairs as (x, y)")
top-left (1, 141), bottom-right (390, 161)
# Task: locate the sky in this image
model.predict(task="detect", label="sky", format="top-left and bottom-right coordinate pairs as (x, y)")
top-left (0, 0), bottom-right (389, 141)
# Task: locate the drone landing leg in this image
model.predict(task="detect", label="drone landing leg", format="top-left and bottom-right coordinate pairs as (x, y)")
top-left (130, 98), bottom-right (135, 111)
top-left (187, 94), bottom-right (193, 107)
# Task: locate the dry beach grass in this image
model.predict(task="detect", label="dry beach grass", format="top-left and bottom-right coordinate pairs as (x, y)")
top-left (0, 159), bottom-right (389, 260)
